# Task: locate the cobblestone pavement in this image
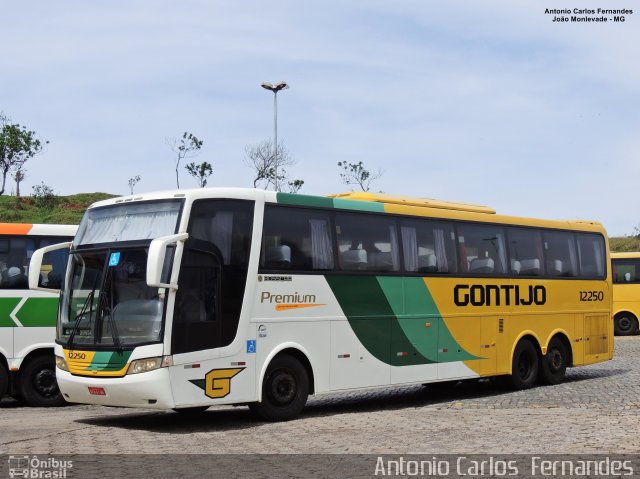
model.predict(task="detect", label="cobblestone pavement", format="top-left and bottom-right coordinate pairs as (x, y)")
top-left (1, 338), bottom-right (639, 455)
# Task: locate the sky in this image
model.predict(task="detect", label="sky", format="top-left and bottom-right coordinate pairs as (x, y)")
top-left (1, 1), bottom-right (638, 236)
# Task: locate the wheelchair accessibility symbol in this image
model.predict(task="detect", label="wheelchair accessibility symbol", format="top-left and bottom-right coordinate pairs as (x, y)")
top-left (246, 340), bottom-right (256, 353)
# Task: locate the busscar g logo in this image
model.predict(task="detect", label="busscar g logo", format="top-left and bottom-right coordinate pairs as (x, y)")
top-left (189, 368), bottom-right (244, 399)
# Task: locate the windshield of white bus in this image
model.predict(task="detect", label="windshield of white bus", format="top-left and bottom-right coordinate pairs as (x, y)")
top-left (58, 247), bottom-right (166, 348)
top-left (73, 200), bottom-right (182, 246)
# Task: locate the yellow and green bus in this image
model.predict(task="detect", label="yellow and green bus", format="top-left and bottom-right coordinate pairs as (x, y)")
top-left (30, 189), bottom-right (613, 420)
top-left (612, 252), bottom-right (640, 335)
top-left (1, 223), bottom-right (77, 406)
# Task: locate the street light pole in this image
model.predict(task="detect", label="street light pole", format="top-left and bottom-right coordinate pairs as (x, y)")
top-left (261, 81), bottom-right (289, 191)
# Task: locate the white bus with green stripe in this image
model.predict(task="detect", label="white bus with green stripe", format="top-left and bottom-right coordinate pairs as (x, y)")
top-left (30, 189), bottom-right (612, 420)
top-left (1, 223), bottom-right (77, 406)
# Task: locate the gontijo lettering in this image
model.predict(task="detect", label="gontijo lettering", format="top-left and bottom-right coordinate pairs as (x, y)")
top-left (454, 284), bottom-right (546, 307)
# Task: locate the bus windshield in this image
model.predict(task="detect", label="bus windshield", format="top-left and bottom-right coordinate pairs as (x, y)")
top-left (74, 200), bottom-right (182, 246)
top-left (58, 248), bottom-right (166, 348)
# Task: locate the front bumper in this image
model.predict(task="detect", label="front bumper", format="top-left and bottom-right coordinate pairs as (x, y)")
top-left (56, 367), bottom-right (175, 409)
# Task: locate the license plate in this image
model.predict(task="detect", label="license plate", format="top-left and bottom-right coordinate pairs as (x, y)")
top-left (88, 387), bottom-right (106, 396)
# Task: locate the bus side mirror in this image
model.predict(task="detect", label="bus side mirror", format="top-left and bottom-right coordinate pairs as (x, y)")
top-left (147, 233), bottom-right (188, 290)
top-left (29, 242), bottom-right (72, 293)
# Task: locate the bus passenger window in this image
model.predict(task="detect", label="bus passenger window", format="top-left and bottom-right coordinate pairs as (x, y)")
top-left (613, 259), bottom-right (640, 283)
top-left (261, 206), bottom-right (333, 271)
top-left (400, 220), bottom-right (457, 274)
top-left (335, 214), bottom-right (400, 273)
top-left (506, 228), bottom-right (544, 276)
top-left (0, 237), bottom-right (35, 289)
top-left (576, 234), bottom-right (605, 278)
top-left (456, 224), bottom-right (507, 275)
top-left (543, 232), bottom-right (578, 277)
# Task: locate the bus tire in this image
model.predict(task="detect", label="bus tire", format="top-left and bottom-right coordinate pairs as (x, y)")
top-left (249, 354), bottom-right (309, 422)
top-left (614, 313), bottom-right (638, 336)
top-left (0, 362), bottom-right (8, 399)
top-left (539, 337), bottom-right (567, 385)
top-left (506, 339), bottom-right (539, 390)
top-left (18, 356), bottom-right (66, 407)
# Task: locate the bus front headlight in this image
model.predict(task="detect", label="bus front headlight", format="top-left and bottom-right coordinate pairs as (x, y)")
top-left (127, 356), bottom-right (172, 375)
top-left (55, 355), bottom-right (69, 372)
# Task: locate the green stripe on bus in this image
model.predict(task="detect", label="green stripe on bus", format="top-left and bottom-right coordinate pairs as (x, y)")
top-left (326, 275), bottom-right (479, 366)
top-left (276, 193), bottom-right (385, 213)
top-left (332, 198), bottom-right (385, 213)
top-left (394, 277), bottom-right (479, 362)
top-left (85, 351), bottom-right (132, 371)
top-left (325, 275), bottom-right (435, 366)
top-left (0, 297), bottom-right (21, 327)
top-left (15, 297), bottom-right (59, 327)
top-left (276, 193), bottom-right (334, 209)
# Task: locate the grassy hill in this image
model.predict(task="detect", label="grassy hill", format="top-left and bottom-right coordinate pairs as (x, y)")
top-left (610, 236), bottom-right (640, 253)
top-left (1, 192), bottom-right (639, 252)
top-left (0, 193), bottom-right (117, 225)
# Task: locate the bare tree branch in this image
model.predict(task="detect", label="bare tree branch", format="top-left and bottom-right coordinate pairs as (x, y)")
top-left (337, 161), bottom-right (383, 192)
top-left (243, 139), bottom-right (302, 192)
top-left (167, 132), bottom-right (203, 189)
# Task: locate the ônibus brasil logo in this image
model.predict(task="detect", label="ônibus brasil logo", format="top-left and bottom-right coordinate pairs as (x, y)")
top-left (8, 456), bottom-right (73, 478)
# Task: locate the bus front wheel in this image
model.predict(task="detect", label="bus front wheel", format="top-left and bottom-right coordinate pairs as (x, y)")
top-left (506, 339), bottom-right (539, 390)
top-left (19, 356), bottom-right (66, 407)
top-left (614, 313), bottom-right (638, 336)
top-left (249, 354), bottom-right (309, 422)
top-left (0, 362), bottom-right (8, 399)
top-left (539, 337), bottom-right (567, 385)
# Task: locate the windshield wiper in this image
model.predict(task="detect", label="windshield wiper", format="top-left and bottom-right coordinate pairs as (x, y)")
top-left (97, 266), bottom-right (123, 351)
top-left (99, 284), bottom-right (123, 351)
top-left (67, 290), bottom-right (95, 351)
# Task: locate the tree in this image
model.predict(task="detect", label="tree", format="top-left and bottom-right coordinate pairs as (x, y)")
top-left (168, 132), bottom-right (203, 189)
top-left (243, 139), bottom-right (304, 192)
top-left (186, 161), bottom-right (213, 188)
top-left (0, 112), bottom-right (48, 196)
top-left (287, 179), bottom-right (304, 193)
top-left (31, 181), bottom-right (57, 209)
top-left (12, 167), bottom-right (27, 197)
top-left (128, 175), bottom-right (141, 195)
top-left (337, 161), bottom-right (383, 192)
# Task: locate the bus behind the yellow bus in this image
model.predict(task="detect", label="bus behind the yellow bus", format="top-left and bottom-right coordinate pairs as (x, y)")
top-left (612, 252), bottom-right (640, 336)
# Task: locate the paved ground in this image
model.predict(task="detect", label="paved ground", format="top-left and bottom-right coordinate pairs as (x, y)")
top-left (1, 338), bottom-right (639, 455)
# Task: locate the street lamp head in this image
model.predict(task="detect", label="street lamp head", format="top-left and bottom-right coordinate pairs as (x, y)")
top-left (261, 81), bottom-right (289, 93)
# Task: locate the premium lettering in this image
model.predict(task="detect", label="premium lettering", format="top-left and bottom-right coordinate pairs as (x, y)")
top-left (260, 291), bottom-right (317, 304)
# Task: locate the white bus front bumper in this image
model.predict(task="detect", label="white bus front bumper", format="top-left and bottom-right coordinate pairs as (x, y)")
top-left (56, 367), bottom-right (175, 409)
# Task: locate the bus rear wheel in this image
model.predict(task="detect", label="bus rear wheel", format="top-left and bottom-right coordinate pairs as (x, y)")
top-left (0, 362), bottom-right (8, 399)
top-left (19, 356), bottom-right (66, 407)
top-left (249, 354), bottom-right (309, 422)
top-left (539, 337), bottom-right (567, 385)
top-left (506, 339), bottom-right (539, 390)
top-left (614, 313), bottom-right (638, 336)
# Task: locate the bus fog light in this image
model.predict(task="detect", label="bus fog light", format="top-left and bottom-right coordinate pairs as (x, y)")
top-left (127, 357), bottom-right (162, 375)
top-left (55, 355), bottom-right (69, 372)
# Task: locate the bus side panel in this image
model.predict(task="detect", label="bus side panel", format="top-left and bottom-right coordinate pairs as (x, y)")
top-left (613, 284), bottom-right (640, 322)
top-left (0, 327), bottom-right (12, 364)
top-left (331, 319), bottom-right (390, 390)
top-left (0, 293), bottom-right (18, 363)
top-left (256, 321), bottom-right (330, 395)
